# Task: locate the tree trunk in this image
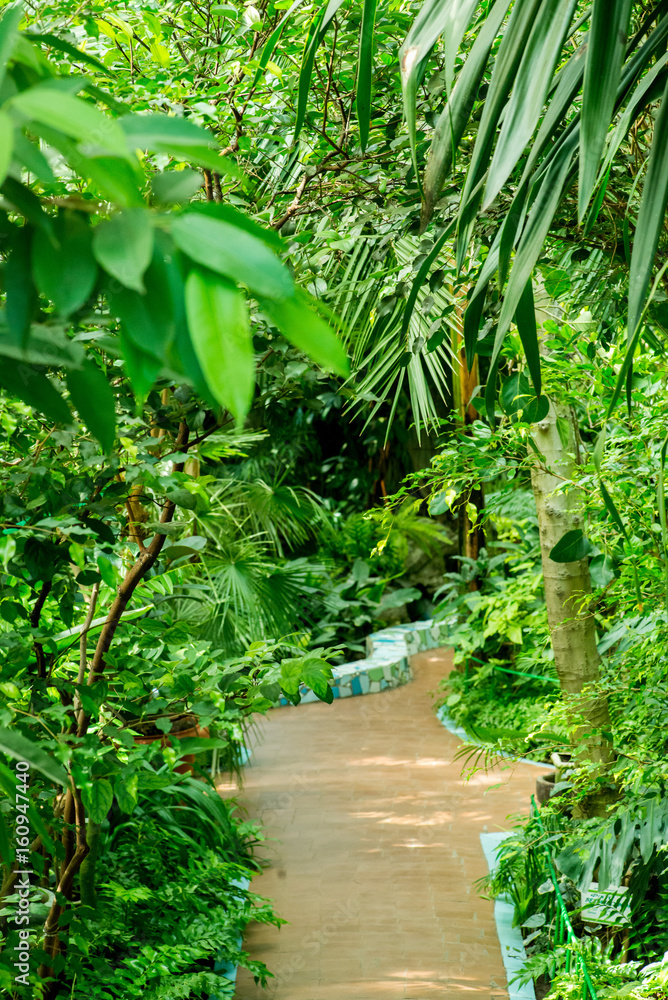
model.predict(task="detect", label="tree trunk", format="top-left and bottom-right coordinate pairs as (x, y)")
top-left (530, 400), bottom-right (611, 762)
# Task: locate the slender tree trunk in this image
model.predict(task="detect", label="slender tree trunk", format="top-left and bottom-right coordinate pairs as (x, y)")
top-left (530, 400), bottom-right (611, 763)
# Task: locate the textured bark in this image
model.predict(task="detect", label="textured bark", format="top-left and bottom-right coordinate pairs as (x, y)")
top-left (530, 401), bottom-right (611, 761)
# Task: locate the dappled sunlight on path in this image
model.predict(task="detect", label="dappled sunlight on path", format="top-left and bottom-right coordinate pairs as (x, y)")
top-left (229, 649), bottom-right (549, 1000)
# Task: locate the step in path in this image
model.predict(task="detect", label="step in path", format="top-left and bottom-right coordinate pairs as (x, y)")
top-left (232, 646), bottom-right (549, 1000)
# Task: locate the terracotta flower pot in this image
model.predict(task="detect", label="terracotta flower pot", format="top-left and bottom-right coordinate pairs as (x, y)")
top-left (132, 714), bottom-right (209, 775)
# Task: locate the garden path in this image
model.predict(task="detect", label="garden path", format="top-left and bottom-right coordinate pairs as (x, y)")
top-left (224, 647), bottom-right (549, 1000)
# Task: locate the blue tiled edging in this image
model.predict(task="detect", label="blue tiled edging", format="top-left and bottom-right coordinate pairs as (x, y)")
top-left (480, 833), bottom-right (536, 1000)
top-left (209, 876), bottom-right (251, 999)
top-left (274, 618), bottom-right (454, 707)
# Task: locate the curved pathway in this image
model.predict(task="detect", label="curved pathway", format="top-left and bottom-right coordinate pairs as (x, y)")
top-left (230, 648), bottom-right (548, 1000)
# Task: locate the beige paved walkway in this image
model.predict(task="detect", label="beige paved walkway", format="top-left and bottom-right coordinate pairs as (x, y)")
top-left (228, 648), bottom-right (549, 1000)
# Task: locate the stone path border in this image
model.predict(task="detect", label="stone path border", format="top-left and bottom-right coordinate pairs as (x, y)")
top-left (481, 833), bottom-right (536, 1000)
top-left (274, 619), bottom-right (453, 706)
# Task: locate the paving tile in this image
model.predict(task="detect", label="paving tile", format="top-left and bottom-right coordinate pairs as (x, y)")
top-left (230, 648), bottom-right (547, 1000)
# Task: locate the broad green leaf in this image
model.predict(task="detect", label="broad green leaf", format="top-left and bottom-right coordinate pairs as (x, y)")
top-left (0, 727), bottom-right (68, 786)
top-left (500, 372), bottom-right (533, 414)
top-left (173, 737), bottom-right (229, 756)
top-left (184, 267), bottom-right (254, 420)
top-left (0, 111), bottom-right (13, 186)
top-left (32, 211), bottom-right (98, 316)
top-left (421, 0), bottom-right (511, 227)
top-left (0, 359), bottom-right (72, 424)
top-left (93, 209), bottom-right (154, 293)
top-left (79, 155), bottom-right (144, 207)
top-left (11, 87), bottom-right (129, 158)
top-left (513, 278), bottom-right (540, 396)
top-left (299, 657), bottom-right (334, 704)
top-left (260, 291), bottom-right (348, 375)
top-left (1, 176), bottom-right (54, 233)
top-left (13, 130), bottom-right (54, 182)
top-left (119, 112), bottom-right (218, 149)
top-left (188, 201), bottom-right (283, 249)
top-left (82, 778), bottom-right (114, 823)
top-left (0, 4), bottom-right (23, 93)
top-left (107, 245), bottom-right (176, 361)
top-left (357, 0), bottom-right (377, 152)
top-left (66, 361), bottom-right (116, 453)
top-left (628, 75), bottom-right (668, 339)
top-left (549, 529), bottom-right (592, 563)
top-left (114, 773), bottom-right (138, 814)
top-left (578, 0), bottom-right (632, 221)
top-left (172, 212), bottom-right (293, 301)
top-left (119, 329), bottom-right (162, 398)
top-left (483, 0), bottom-right (577, 210)
top-left (600, 480), bottom-right (628, 538)
top-left (151, 169), bottom-right (202, 205)
top-left (590, 554), bottom-right (616, 589)
top-left (5, 225), bottom-right (35, 346)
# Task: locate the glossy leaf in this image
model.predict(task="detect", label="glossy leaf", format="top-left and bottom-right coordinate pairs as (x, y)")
top-left (579, 0), bottom-right (633, 221)
top-left (0, 727), bottom-right (68, 786)
top-left (260, 291), bottom-right (349, 375)
top-left (628, 75), bottom-right (668, 340)
top-left (549, 529), bottom-right (592, 563)
top-left (483, 0), bottom-right (577, 210)
top-left (66, 361), bottom-right (117, 453)
top-left (32, 211), bottom-right (98, 316)
top-left (11, 86), bottom-right (129, 158)
top-left (184, 267), bottom-right (255, 420)
top-left (172, 212), bottom-right (293, 301)
top-left (93, 208), bottom-right (154, 293)
top-left (82, 778), bottom-right (114, 823)
top-left (151, 169), bottom-right (202, 205)
top-left (357, 0), bottom-right (377, 152)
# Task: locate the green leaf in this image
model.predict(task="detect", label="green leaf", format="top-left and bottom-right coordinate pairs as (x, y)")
top-left (172, 212), bottom-right (293, 301)
top-left (0, 3), bottom-right (23, 93)
top-left (579, 0), bottom-right (633, 221)
top-left (32, 211), bottom-right (98, 316)
top-left (458, 0), bottom-right (543, 254)
top-left (259, 291), bottom-right (348, 375)
top-left (166, 487), bottom-right (198, 511)
top-left (120, 113), bottom-right (217, 150)
top-left (118, 330), bottom-right (162, 398)
top-left (513, 278), bottom-right (540, 396)
top-left (253, 0), bottom-right (308, 88)
top-left (0, 358), bottom-right (71, 424)
top-left (82, 778), bottom-right (114, 823)
top-left (293, 0), bottom-right (347, 143)
top-left (184, 267), bottom-right (254, 420)
top-left (107, 245), bottom-right (176, 361)
top-left (0, 110), bottom-right (13, 187)
top-left (401, 0), bottom-right (479, 187)
top-left (113, 773), bottom-right (138, 815)
top-left (151, 169), bottom-right (202, 205)
top-left (66, 361), bottom-right (116, 453)
top-left (5, 224), bottom-right (35, 347)
top-left (357, 0), bottom-right (377, 152)
top-left (500, 372), bottom-right (533, 414)
top-left (521, 394), bottom-right (549, 423)
top-left (483, 0), bottom-right (577, 209)
top-left (421, 0), bottom-right (512, 227)
top-left (93, 209), bottom-right (154, 293)
top-left (491, 128), bottom-right (578, 369)
top-left (590, 554), bottom-right (615, 589)
top-left (628, 74), bottom-right (668, 339)
top-left (549, 529), bottom-right (592, 563)
top-left (11, 87), bottom-right (129, 159)
top-left (24, 31), bottom-right (112, 75)
top-left (0, 727), bottom-right (68, 786)
top-left (599, 480), bottom-right (628, 538)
